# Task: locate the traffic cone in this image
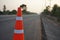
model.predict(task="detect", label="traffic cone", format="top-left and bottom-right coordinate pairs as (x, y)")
top-left (13, 7), bottom-right (24, 40)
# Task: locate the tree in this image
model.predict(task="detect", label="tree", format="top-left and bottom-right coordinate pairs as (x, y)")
top-left (3, 5), bottom-right (6, 12)
top-left (11, 10), bottom-right (17, 14)
top-left (51, 4), bottom-right (58, 16)
top-left (3, 5), bottom-right (6, 15)
top-left (0, 11), bottom-right (3, 15)
top-left (55, 7), bottom-right (60, 22)
top-left (20, 4), bottom-right (29, 14)
top-left (43, 6), bottom-right (51, 15)
top-left (20, 4), bottom-right (27, 11)
top-left (51, 4), bottom-right (60, 17)
top-left (51, 4), bottom-right (60, 22)
top-left (6, 10), bottom-right (10, 15)
top-left (54, 7), bottom-right (60, 17)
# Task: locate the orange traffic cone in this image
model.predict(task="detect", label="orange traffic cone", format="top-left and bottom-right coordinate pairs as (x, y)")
top-left (13, 7), bottom-right (24, 40)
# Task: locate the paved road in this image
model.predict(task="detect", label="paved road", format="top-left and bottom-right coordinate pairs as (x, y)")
top-left (0, 14), bottom-right (41, 40)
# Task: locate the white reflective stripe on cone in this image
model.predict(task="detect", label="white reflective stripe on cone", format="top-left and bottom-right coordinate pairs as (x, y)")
top-left (14, 29), bottom-right (24, 34)
top-left (16, 17), bottom-right (23, 20)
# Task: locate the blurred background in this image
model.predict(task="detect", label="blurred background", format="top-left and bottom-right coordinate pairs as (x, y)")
top-left (0, 0), bottom-right (60, 14)
top-left (0, 0), bottom-right (60, 40)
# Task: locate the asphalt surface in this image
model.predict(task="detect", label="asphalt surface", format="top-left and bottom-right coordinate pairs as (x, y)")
top-left (0, 14), bottom-right (41, 40)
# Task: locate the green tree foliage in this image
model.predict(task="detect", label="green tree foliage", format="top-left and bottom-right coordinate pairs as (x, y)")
top-left (43, 4), bottom-right (60, 22)
top-left (0, 11), bottom-right (3, 15)
top-left (0, 5), bottom-right (17, 15)
top-left (3, 5), bottom-right (6, 12)
top-left (0, 4), bottom-right (34, 15)
top-left (54, 7), bottom-right (60, 17)
top-left (3, 5), bottom-right (6, 15)
top-left (11, 10), bottom-right (17, 14)
top-left (44, 9), bottom-right (49, 15)
top-left (43, 4), bottom-right (60, 18)
top-left (0, 10), bottom-right (17, 15)
top-left (20, 4), bottom-right (35, 14)
top-left (53, 6), bottom-right (60, 22)
top-left (51, 4), bottom-right (60, 18)
top-left (6, 10), bottom-right (10, 15)
top-left (51, 4), bottom-right (58, 16)
top-left (43, 6), bottom-right (51, 15)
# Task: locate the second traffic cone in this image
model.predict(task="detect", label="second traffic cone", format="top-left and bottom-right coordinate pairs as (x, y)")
top-left (13, 7), bottom-right (24, 40)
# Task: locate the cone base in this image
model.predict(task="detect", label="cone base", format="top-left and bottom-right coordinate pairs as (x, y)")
top-left (13, 33), bottom-right (24, 40)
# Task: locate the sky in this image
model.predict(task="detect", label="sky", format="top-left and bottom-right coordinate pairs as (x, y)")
top-left (0, 0), bottom-right (60, 14)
